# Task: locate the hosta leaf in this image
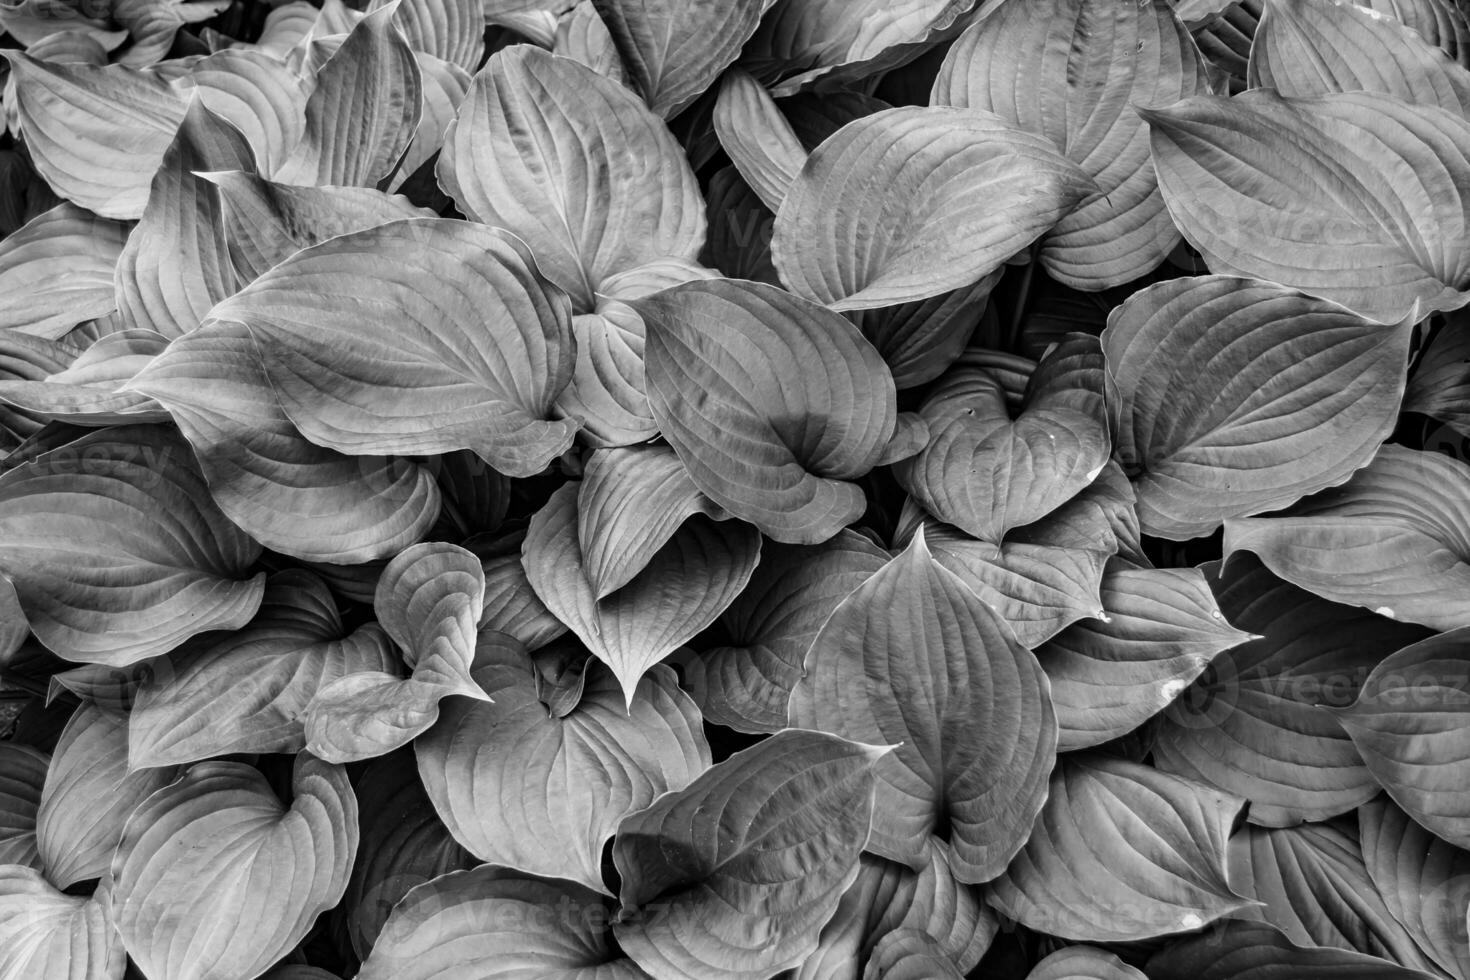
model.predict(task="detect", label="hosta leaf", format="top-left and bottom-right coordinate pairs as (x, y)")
top-left (985, 756), bottom-right (1251, 941)
top-left (846, 275), bottom-right (999, 390)
top-left (1223, 444), bottom-right (1470, 630)
top-left (692, 530), bottom-right (889, 733)
top-left (480, 551), bottom-right (568, 651)
top-left (863, 930), bottom-right (964, 979)
top-left (1025, 946), bottom-right (1145, 980)
top-left (1142, 90), bottom-right (1470, 320)
top-left (639, 278), bottom-right (896, 543)
top-left (1037, 562), bottom-right (1252, 752)
top-left (439, 45), bottom-right (705, 310)
top-left (1406, 318), bottom-right (1470, 438)
top-left (112, 0), bottom-right (231, 67)
top-left (112, 755), bottom-right (358, 980)
top-left (371, 0), bottom-right (484, 71)
top-left (1153, 555), bottom-right (1432, 826)
top-left (1146, 920), bottom-right (1441, 980)
top-left (393, 53), bottom-right (471, 191)
top-left (1249, 0), bottom-right (1470, 111)
top-left (1360, 795), bottom-right (1470, 980)
top-left (0, 424), bottom-right (265, 664)
top-left (1103, 276), bottom-right (1414, 540)
top-left (417, 648), bottom-right (708, 894)
top-left (115, 98), bottom-right (255, 340)
top-left (700, 167), bottom-right (778, 285)
top-left (209, 219), bottom-right (577, 478)
top-left (358, 867), bottom-right (647, 979)
top-left (1353, 0), bottom-right (1470, 64)
top-left (524, 483), bottom-right (761, 701)
top-left (556, 1), bottom-right (626, 82)
top-left (0, 742), bottom-right (46, 869)
top-left (0, 203), bottom-right (128, 338)
top-left (182, 48), bottom-right (310, 174)
top-left (1, 55), bottom-right (185, 218)
top-left (1226, 822), bottom-right (1441, 971)
top-left (932, 0), bottom-right (1207, 289)
top-left (612, 730), bottom-right (890, 980)
top-left (772, 107), bottom-right (1094, 311)
top-left (1335, 627), bottom-right (1470, 848)
top-left (897, 335), bottom-right (1110, 543)
top-left (37, 703), bottom-right (179, 889)
top-left (128, 570), bottom-right (398, 769)
top-left (0, 330), bottom-right (169, 426)
top-left (788, 531), bottom-right (1057, 882)
top-left (593, 0), bottom-right (766, 117)
top-left (126, 319), bottom-right (442, 564)
top-left (273, 7), bottom-right (423, 187)
top-left (0, 868), bottom-right (124, 980)
top-left (340, 750), bottom-right (473, 959)
top-left (713, 68), bottom-right (805, 213)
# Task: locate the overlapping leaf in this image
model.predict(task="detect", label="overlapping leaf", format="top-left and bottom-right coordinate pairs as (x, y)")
top-left (1406, 318), bottom-right (1470, 438)
top-left (0, 330), bottom-right (168, 425)
top-left (1026, 946), bottom-right (1146, 980)
top-left (0, 743), bottom-right (46, 869)
top-left (713, 68), bottom-right (805, 213)
top-left (183, 48), bottom-right (310, 173)
top-left (1353, 0), bottom-right (1470, 64)
top-left (1146, 920), bottom-right (1441, 980)
top-left (846, 275), bottom-right (1000, 391)
top-left (371, 0), bottom-right (484, 72)
top-left (1104, 275), bottom-right (1414, 539)
top-left (0, 204), bottom-right (128, 338)
top-left (479, 551), bottom-right (568, 651)
top-left (0, 868), bottom-right (125, 980)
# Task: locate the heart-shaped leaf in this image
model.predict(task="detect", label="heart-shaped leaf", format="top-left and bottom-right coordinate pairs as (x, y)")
top-left (789, 531), bottom-right (1057, 882)
top-left (208, 218), bottom-right (578, 478)
top-left (0, 424), bottom-right (265, 664)
top-left (986, 756), bottom-right (1251, 941)
top-left (639, 278), bottom-right (897, 544)
top-left (523, 482), bottom-right (761, 702)
top-left (0, 743), bottom-right (46, 870)
top-left (417, 645), bottom-right (708, 893)
top-left (1223, 444), bottom-right (1470, 630)
top-left (613, 729), bottom-right (891, 980)
top-left (0, 204), bottom-right (129, 338)
top-left (112, 755), bottom-right (358, 980)
top-left (772, 106), bottom-right (1095, 311)
top-left (1142, 90), bottom-right (1470, 320)
top-left (1104, 275), bottom-right (1414, 540)
top-left (1146, 920), bottom-right (1441, 980)
top-left (438, 45), bottom-right (704, 310)
top-left (0, 868), bottom-right (125, 980)
top-left (931, 0), bottom-right (1207, 289)
top-left (1154, 554), bottom-right (1431, 826)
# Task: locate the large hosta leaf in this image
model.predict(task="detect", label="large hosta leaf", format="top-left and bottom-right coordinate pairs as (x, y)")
top-left (1335, 628), bottom-right (1470, 848)
top-left (985, 756), bottom-right (1251, 941)
top-left (0, 204), bottom-right (128, 338)
top-left (788, 531), bottom-right (1057, 882)
top-left (1142, 90), bottom-right (1470, 320)
top-left (1036, 562), bottom-right (1252, 752)
top-left (208, 219), bottom-right (577, 478)
top-left (36, 703), bottom-right (179, 889)
top-left (439, 45), bottom-right (704, 310)
top-left (1104, 276), bottom-right (1414, 540)
top-left (1153, 555), bottom-right (1432, 826)
top-left (1223, 444), bottom-right (1470, 630)
top-left (112, 755), bottom-right (358, 980)
top-left (896, 335), bottom-right (1110, 543)
top-left (127, 319), bottom-right (442, 564)
top-left (772, 107), bottom-right (1094, 311)
top-left (594, 0), bottom-right (766, 117)
top-left (357, 867), bottom-right (647, 979)
top-left (612, 730), bottom-right (890, 980)
top-left (1146, 920), bottom-right (1441, 980)
top-left (0, 743), bottom-right (46, 869)
top-left (417, 645), bottom-right (708, 894)
top-left (639, 278), bottom-right (896, 543)
top-left (128, 571), bottom-right (398, 769)
top-left (0, 868), bottom-right (125, 980)
top-left (932, 0), bottom-right (1207, 289)
top-left (523, 482), bottom-right (760, 701)
top-left (0, 424), bottom-right (265, 664)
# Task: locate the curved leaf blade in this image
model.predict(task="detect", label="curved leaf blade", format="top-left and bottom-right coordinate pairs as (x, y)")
top-left (0, 203), bottom-right (128, 338)
top-left (0, 868), bottom-right (125, 980)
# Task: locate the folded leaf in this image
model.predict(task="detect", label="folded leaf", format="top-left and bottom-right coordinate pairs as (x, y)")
top-left (183, 48), bottom-right (310, 173)
top-left (112, 0), bottom-right (231, 66)
top-left (128, 570), bottom-right (398, 768)
top-left (1142, 90), bottom-right (1470, 320)
top-left (0, 868), bottom-right (125, 980)
top-left (1146, 920), bottom-right (1441, 980)
top-left (713, 68), bottom-right (805, 213)
top-left (1104, 275), bottom-right (1414, 540)
top-left (789, 531), bottom-right (1057, 882)
top-left (0, 424), bottom-right (265, 664)
top-left (523, 482), bottom-right (761, 702)
top-left (0, 742), bottom-right (46, 869)
top-left (773, 107), bottom-right (1094, 311)
top-left (985, 756), bottom-right (1251, 941)
top-left (439, 45), bottom-right (705, 310)
top-left (0, 330), bottom-right (169, 426)
top-left (1026, 946), bottom-right (1146, 980)
top-left (112, 755), bottom-right (358, 980)
top-left (1154, 554), bottom-right (1432, 826)
top-left (209, 218), bottom-right (577, 478)
top-left (932, 0), bottom-right (1207, 289)
top-left (613, 730), bottom-right (890, 980)
top-left (126, 319), bottom-right (442, 564)
top-left (0, 203), bottom-right (128, 338)
top-left (393, 52), bottom-right (470, 191)
top-left (1223, 444), bottom-right (1470, 630)
top-left (639, 278), bottom-right (896, 543)
top-left (1405, 317), bottom-right (1470, 439)
top-left (1334, 627), bottom-right (1470, 849)
top-left (417, 649), bottom-right (709, 894)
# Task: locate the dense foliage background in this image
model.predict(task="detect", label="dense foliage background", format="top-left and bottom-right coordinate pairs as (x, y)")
top-left (0, 0), bottom-right (1468, 978)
